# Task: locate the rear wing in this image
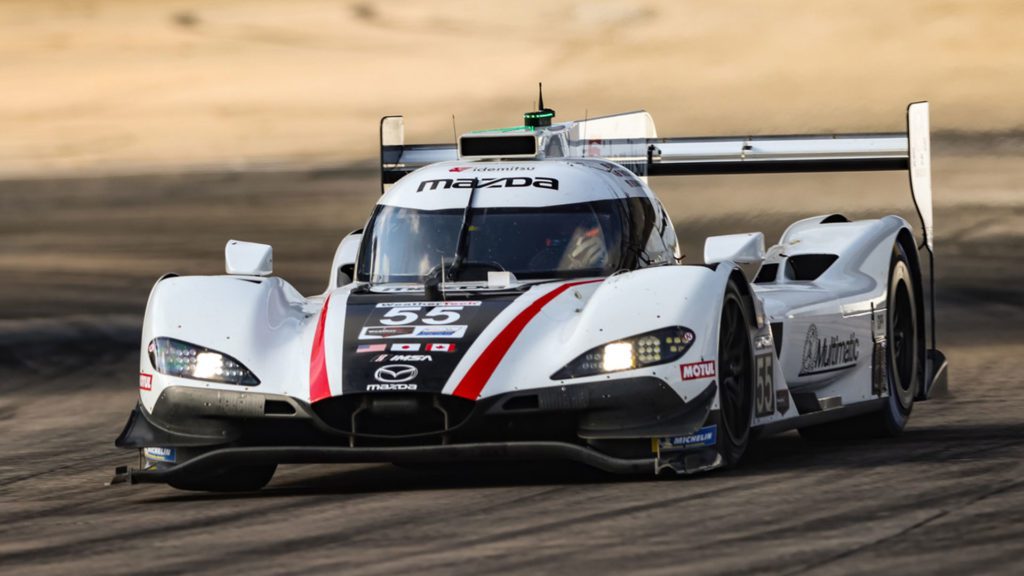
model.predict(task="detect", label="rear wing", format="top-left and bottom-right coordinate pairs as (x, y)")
top-left (380, 103), bottom-right (932, 253)
top-left (380, 102), bottom-right (941, 396)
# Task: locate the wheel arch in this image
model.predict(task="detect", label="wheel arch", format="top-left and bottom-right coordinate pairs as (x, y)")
top-left (729, 268), bottom-right (759, 329)
top-left (895, 227), bottom-right (927, 395)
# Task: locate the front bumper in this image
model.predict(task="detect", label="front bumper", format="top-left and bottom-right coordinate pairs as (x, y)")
top-left (115, 376), bottom-right (717, 479)
top-left (113, 442), bottom-right (656, 485)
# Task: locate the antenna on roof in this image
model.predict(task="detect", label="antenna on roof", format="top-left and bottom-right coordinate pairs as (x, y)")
top-left (524, 82), bottom-right (555, 128)
top-left (582, 108), bottom-right (589, 157)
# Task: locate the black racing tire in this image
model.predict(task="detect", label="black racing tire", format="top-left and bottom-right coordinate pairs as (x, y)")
top-left (877, 240), bottom-right (920, 434)
top-left (167, 464), bottom-right (277, 492)
top-left (716, 279), bottom-right (755, 466)
top-left (799, 240), bottom-right (921, 441)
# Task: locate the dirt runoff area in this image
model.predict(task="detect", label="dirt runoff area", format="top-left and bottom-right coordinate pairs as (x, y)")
top-left (2, 157), bottom-right (1024, 575)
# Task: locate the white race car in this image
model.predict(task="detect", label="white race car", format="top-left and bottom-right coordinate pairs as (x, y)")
top-left (114, 94), bottom-right (946, 491)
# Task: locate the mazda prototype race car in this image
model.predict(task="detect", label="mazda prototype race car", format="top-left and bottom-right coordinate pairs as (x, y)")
top-left (113, 96), bottom-right (947, 491)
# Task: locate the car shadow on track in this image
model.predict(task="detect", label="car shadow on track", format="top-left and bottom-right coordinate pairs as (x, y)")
top-left (734, 421), bottom-right (1024, 475)
top-left (143, 421), bottom-right (1024, 502)
top-left (144, 460), bottom-right (640, 503)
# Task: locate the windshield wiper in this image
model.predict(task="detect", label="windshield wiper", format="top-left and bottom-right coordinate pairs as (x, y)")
top-left (448, 177), bottom-right (479, 280)
top-left (424, 177), bottom-right (480, 300)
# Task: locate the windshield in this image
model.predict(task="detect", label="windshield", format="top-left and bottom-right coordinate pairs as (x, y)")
top-left (357, 199), bottom-right (654, 283)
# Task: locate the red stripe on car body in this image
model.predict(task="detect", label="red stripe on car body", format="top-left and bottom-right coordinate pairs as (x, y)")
top-left (452, 279), bottom-right (602, 400)
top-left (309, 294), bottom-right (333, 403)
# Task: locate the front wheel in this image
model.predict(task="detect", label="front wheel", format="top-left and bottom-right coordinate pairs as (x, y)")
top-left (716, 279), bottom-right (755, 466)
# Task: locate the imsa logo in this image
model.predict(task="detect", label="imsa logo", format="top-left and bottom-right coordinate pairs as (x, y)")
top-left (416, 177), bottom-right (559, 192)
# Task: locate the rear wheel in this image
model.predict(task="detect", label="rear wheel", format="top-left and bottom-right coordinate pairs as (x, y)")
top-left (799, 241), bottom-right (920, 440)
top-left (878, 240), bottom-right (919, 434)
top-left (717, 280), bottom-right (755, 465)
top-left (167, 464), bottom-right (277, 492)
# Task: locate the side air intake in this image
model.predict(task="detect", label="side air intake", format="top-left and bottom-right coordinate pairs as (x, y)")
top-left (784, 254), bottom-right (839, 281)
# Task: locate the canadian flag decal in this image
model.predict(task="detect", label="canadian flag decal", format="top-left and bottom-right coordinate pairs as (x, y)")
top-left (427, 343), bottom-right (455, 352)
top-left (680, 360), bottom-right (716, 381)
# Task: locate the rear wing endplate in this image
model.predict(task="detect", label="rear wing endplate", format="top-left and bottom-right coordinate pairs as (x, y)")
top-left (379, 116), bottom-right (456, 194)
top-left (622, 102), bottom-right (932, 253)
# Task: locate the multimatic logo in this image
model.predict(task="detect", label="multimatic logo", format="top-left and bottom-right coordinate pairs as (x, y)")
top-left (800, 324), bottom-right (860, 376)
top-left (416, 177), bottom-right (559, 192)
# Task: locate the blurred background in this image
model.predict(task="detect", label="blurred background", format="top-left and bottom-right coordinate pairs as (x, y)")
top-left (3, 4), bottom-right (1024, 573)
top-left (3, 0), bottom-right (1022, 323)
top-left (2, 0), bottom-right (1024, 177)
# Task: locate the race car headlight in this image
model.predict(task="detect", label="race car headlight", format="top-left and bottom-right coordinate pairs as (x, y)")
top-left (551, 326), bottom-right (695, 380)
top-left (148, 337), bottom-right (260, 386)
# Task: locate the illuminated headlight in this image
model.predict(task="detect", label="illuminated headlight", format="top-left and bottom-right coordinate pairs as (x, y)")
top-left (551, 326), bottom-right (695, 380)
top-left (602, 342), bottom-right (634, 371)
top-left (148, 337), bottom-right (260, 386)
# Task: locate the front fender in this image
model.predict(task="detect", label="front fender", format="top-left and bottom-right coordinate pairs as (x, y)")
top-left (479, 265), bottom-right (740, 406)
top-left (139, 275), bottom-right (319, 412)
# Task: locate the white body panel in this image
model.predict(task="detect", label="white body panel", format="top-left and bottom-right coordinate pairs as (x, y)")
top-left (381, 159), bottom-right (651, 211)
top-left (137, 151), bottom-right (917, 468)
top-left (224, 240), bottom-right (273, 276)
top-left (704, 232), bottom-right (766, 265)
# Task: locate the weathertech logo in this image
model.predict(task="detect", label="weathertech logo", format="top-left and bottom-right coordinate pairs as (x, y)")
top-left (416, 177), bottom-right (559, 192)
top-left (680, 361), bottom-right (716, 380)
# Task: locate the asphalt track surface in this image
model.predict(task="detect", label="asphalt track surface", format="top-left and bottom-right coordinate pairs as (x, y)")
top-left (2, 147), bottom-right (1023, 575)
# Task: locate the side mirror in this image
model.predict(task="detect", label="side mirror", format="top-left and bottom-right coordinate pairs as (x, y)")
top-left (225, 240), bottom-right (273, 276)
top-left (329, 231), bottom-right (363, 288)
top-left (704, 232), bottom-right (765, 265)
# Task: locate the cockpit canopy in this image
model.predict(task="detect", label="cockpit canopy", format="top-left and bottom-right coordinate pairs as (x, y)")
top-left (356, 159), bottom-right (673, 284)
top-left (357, 198), bottom-right (655, 283)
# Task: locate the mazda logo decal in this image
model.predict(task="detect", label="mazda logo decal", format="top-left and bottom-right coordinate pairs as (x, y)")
top-left (374, 364), bottom-right (418, 383)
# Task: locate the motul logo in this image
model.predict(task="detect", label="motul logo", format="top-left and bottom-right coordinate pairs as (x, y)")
top-left (416, 177), bottom-right (559, 192)
top-left (680, 360), bottom-right (716, 380)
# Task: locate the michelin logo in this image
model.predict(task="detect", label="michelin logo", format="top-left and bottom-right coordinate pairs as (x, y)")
top-left (659, 425), bottom-right (718, 451)
top-left (143, 447), bottom-right (176, 463)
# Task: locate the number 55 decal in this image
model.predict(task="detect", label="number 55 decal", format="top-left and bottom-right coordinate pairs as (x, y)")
top-left (379, 307), bottom-right (463, 326)
top-left (423, 307), bottom-right (462, 325)
top-left (755, 354), bottom-right (775, 417)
